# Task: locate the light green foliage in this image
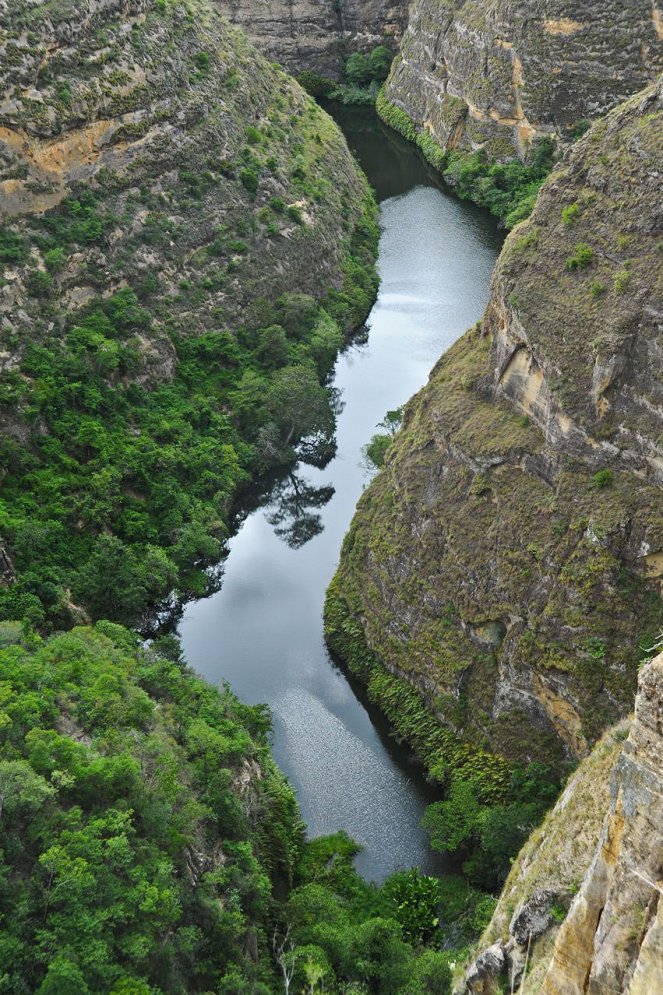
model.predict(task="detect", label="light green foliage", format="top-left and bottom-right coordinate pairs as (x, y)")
top-left (0, 624), bottom-right (304, 992)
top-left (284, 835), bottom-right (487, 993)
top-left (561, 203), bottom-right (580, 225)
top-left (364, 407), bottom-right (403, 470)
top-left (304, 47), bottom-right (395, 105)
top-left (0, 183), bottom-right (378, 628)
top-left (613, 268), bottom-right (630, 292)
top-left (566, 242), bottom-right (594, 270)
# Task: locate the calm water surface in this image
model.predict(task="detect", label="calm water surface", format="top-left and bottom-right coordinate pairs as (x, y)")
top-left (179, 107), bottom-right (501, 880)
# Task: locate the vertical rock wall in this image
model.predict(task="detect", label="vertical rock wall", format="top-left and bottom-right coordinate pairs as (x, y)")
top-left (383, 0), bottom-right (663, 157)
top-left (215, 0), bottom-right (409, 77)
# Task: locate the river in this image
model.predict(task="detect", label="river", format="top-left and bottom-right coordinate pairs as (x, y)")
top-left (178, 106), bottom-right (501, 881)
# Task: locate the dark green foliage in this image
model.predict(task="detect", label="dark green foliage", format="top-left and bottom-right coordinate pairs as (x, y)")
top-left (0, 193), bottom-right (379, 630)
top-left (369, 46), bottom-right (393, 82)
top-left (297, 70), bottom-right (336, 98)
top-left (284, 836), bottom-right (488, 993)
top-left (591, 468), bottom-right (613, 489)
top-left (345, 53), bottom-right (372, 85)
top-left (0, 624), bottom-right (304, 993)
top-left (422, 764), bottom-right (559, 889)
top-left (239, 167), bottom-right (259, 194)
top-left (0, 226), bottom-right (28, 263)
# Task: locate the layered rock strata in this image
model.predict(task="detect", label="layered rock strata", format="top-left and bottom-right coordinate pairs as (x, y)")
top-left (384, 0), bottom-right (663, 158)
top-left (459, 651), bottom-right (663, 994)
top-left (216, 0), bottom-right (408, 77)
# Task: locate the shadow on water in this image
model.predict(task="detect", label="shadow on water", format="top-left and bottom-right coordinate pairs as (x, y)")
top-left (177, 103), bottom-right (501, 881)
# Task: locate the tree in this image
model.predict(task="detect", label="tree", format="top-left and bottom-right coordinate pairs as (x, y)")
top-left (345, 53), bottom-right (372, 85)
top-left (369, 46), bottom-right (392, 81)
top-left (0, 759), bottom-right (54, 821)
top-left (264, 366), bottom-right (334, 449)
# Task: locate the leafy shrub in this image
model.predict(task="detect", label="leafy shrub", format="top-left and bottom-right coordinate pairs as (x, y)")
top-left (239, 167), bottom-right (259, 194)
top-left (26, 270), bottom-right (53, 297)
top-left (566, 242), bottom-right (594, 270)
top-left (297, 69), bottom-right (336, 97)
top-left (561, 203), bottom-right (580, 225)
top-left (345, 52), bottom-right (372, 85)
top-left (591, 468), bottom-right (613, 489)
top-left (613, 268), bottom-right (630, 293)
top-left (0, 226), bottom-right (28, 263)
top-left (0, 625), bottom-right (305, 992)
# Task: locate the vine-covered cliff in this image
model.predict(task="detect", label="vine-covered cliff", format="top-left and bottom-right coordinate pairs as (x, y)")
top-left (328, 81), bottom-right (663, 777)
top-left (0, 0), bottom-right (378, 628)
top-left (384, 0), bottom-right (663, 159)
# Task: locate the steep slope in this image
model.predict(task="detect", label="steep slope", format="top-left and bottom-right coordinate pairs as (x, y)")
top-left (384, 0), bottom-right (663, 160)
top-left (216, 0), bottom-right (408, 78)
top-left (327, 81), bottom-right (663, 778)
top-left (0, 0), bottom-right (377, 628)
top-left (458, 651), bottom-right (663, 995)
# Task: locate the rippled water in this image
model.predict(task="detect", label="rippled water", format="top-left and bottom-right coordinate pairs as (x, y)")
top-left (178, 107), bottom-right (501, 880)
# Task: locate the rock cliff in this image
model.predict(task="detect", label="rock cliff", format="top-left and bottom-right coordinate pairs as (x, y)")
top-left (328, 81), bottom-right (663, 772)
top-left (215, 0), bottom-right (408, 78)
top-left (458, 650), bottom-right (663, 995)
top-left (384, 0), bottom-right (663, 159)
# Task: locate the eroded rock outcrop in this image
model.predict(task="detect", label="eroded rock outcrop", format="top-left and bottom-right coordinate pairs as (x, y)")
top-left (384, 0), bottom-right (663, 158)
top-left (215, 0), bottom-right (408, 77)
top-left (458, 651), bottom-right (663, 994)
top-left (329, 82), bottom-right (663, 768)
top-left (540, 651), bottom-right (663, 994)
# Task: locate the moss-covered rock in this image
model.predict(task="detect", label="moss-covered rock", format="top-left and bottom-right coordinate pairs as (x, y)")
top-left (328, 82), bottom-right (663, 775)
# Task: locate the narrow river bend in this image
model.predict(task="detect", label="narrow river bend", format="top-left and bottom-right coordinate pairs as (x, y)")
top-left (179, 107), bottom-right (501, 881)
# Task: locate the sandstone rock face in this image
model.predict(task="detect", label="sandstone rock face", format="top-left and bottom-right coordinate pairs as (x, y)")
top-left (331, 82), bottom-right (663, 767)
top-left (540, 652), bottom-right (663, 994)
top-left (215, 0), bottom-right (409, 77)
top-left (458, 654), bottom-right (662, 993)
top-left (384, 0), bottom-right (663, 157)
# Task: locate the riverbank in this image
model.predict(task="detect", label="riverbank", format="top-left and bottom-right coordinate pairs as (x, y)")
top-left (178, 103), bottom-right (500, 880)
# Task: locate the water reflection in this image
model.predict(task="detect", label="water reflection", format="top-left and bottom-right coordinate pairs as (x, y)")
top-left (179, 106), bottom-right (502, 880)
top-left (265, 474), bottom-right (335, 549)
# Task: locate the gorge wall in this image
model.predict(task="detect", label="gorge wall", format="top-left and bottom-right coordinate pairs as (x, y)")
top-left (215, 0), bottom-right (409, 77)
top-left (328, 79), bottom-right (663, 772)
top-left (0, 0), bottom-right (378, 627)
top-left (459, 651), bottom-right (663, 995)
top-left (383, 0), bottom-right (663, 158)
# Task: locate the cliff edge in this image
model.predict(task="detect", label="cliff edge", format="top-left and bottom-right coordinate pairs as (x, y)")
top-left (328, 81), bottom-right (663, 773)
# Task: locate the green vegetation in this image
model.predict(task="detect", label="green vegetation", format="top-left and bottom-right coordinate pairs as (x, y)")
top-left (324, 584), bottom-right (561, 891)
top-left (298, 47), bottom-right (394, 106)
top-left (363, 408), bottom-right (403, 470)
top-left (0, 623), bottom-right (499, 993)
top-left (566, 242), bottom-right (594, 270)
top-left (0, 0), bottom-right (380, 632)
top-left (0, 623), bottom-right (303, 992)
top-left (561, 203), bottom-right (580, 225)
top-left (376, 90), bottom-right (555, 228)
top-left (0, 185), bottom-right (378, 630)
top-left (591, 468), bottom-right (613, 489)
top-left (281, 835), bottom-right (494, 994)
